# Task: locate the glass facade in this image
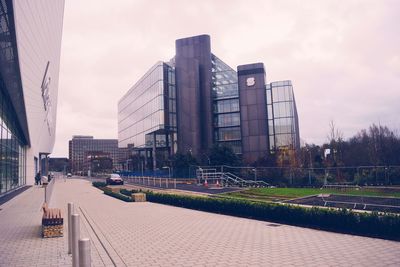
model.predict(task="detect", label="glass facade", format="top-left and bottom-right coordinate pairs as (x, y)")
top-left (211, 54), bottom-right (239, 99)
top-left (118, 62), bottom-right (165, 148)
top-left (118, 62), bottom-right (177, 151)
top-left (211, 54), bottom-right (242, 153)
top-left (0, 87), bottom-right (26, 194)
top-left (267, 81), bottom-right (300, 151)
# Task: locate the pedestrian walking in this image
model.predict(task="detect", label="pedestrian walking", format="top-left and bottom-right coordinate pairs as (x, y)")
top-left (35, 172), bottom-right (41, 185)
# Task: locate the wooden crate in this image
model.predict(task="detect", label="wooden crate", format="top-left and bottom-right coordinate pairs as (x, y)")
top-left (42, 203), bottom-right (63, 238)
top-left (132, 193), bottom-right (146, 202)
top-left (42, 224), bottom-right (63, 238)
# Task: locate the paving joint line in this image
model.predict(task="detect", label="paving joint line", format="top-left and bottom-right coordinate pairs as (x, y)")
top-left (79, 206), bottom-right (127, 267)
top-left (78, 207), bottom-right (108, 266)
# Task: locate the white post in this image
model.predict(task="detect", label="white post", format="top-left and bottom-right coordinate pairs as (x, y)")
top-left (159, 178), bottom-right (162, 187)
top-left (166, 178), bottom-right (168, 188)
top-left (174, 179), bottom-right (176, 189)
top-left (71, 214), bottom-right (80, 267)
top-left (79, 238), bottom-right (91, 267)
top-left (68, 203), bottom-right (74, 254)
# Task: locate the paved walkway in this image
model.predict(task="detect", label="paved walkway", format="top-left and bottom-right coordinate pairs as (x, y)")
top-left (1, 178), bottom-right (400, 266)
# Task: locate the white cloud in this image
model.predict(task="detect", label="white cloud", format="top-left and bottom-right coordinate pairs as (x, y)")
top-left (52, 0), bottom-right (400, 156)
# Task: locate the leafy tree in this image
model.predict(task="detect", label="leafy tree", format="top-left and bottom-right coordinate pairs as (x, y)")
top-left (342, 124), bottom-right (400, 166)
top-left (208, 144), bottom-right (241, 166)
top-left (170, 152), bottom-right (197, 178)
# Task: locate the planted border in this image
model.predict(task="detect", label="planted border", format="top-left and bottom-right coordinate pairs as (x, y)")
top-left (145, 192), bottom-right (400, 240)
top-left (93, 183), bottom-right (400, 241)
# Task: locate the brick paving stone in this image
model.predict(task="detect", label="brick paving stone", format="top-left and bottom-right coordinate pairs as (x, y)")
top-left (1, 178), bottom-right (400, 266)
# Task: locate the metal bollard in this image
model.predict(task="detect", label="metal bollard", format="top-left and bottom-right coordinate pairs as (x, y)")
top-left (79, 238), bottom-right (91, 267)
top-left (166, 178), bottom-right (168, 188)
top-left (68, 203), bottom-right (74, 254)
top-left (174, 179), bottom-right (177, 189)
top-left (159, 178), bottom-right (162, 187)
top-left (71, 214), bottom-right (80, 267)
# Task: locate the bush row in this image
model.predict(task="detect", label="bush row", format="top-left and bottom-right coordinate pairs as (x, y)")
top-left (103, 189), bottom-right (133, 202)
top-left (145, 191), bottom-right (400, 241)
top-left (94, 184), bottom-right (400, 241)
top-left (92, 181), bottom-right (107, 188)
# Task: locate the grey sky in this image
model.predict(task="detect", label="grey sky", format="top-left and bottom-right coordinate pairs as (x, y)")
top-left (53, 0), bottom-right (400, 157)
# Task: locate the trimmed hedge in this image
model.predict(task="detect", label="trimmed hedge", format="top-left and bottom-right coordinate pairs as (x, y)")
top-left (104, 190), bottom-right (133, 202)
top-left (145, 191), bottom-right (400, 241)
top-left (95, 185), bottom-right (400, 241)
top-left (92, 181), bottom-right (106, 188)
top-left (120, 188), bottom-right (141, 196)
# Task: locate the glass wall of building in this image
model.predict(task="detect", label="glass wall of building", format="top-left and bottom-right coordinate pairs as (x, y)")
top-left (118, 61), bottom-right (177, 171)
top-left (0, 87), bottom-right (26, 195)
top-left (266, 80), bottom-right (300, 151)
top-left (211, 54), bottom-right (242, 153)
top-left (118, 62), bottom-right (166, 148)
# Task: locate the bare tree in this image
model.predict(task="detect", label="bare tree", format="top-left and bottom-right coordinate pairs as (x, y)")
top-left (326, 120), bottom-right (344, 165)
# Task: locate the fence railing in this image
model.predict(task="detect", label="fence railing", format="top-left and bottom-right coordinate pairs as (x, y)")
top-left (220, 165), bottom-right (400, 186)
top-left (118, 165), bottom-right (400, 187)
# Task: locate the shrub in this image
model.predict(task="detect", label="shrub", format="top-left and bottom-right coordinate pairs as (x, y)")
top-left (104, 190), bottom-right (132, 202)
top-left (92, 181), bottom-right (106, 188)
top-left (120, 188), bottom-right (141, 196)
top-left (145, 192), bottom-right (400, 241)
top-left (95, 186), bottom-right (400, 240)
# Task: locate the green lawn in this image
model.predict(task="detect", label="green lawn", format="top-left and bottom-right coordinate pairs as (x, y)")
top-left (223, 187), bottom-right (400, 202)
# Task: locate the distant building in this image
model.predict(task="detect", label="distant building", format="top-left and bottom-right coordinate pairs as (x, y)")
top-left (0, 0), bottom-right (65, 196)
top-left (48, 158), bottom-right (69, 173)
top-left (84, 151), bottom-right (113, 175)
top-left (118, 35), bottom-right (300, 168)
top-left (68, 136), bottom-right (118, 175)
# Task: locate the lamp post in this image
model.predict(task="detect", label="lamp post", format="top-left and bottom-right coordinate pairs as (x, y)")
top-left (198, 167), bottom-right (203, 185)
top-left (252, 168), bottom-right (257, 182)
top-left (308, 148), bottom-right (312, 185)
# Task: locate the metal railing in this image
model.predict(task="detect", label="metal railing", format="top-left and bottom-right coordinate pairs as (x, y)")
top-left (124, 176), bottom-right (180, 189)
top-left (195, 168), bottom-right (269, 188)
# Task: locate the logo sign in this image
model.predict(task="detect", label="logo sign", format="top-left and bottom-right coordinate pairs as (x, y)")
top-left (41, 61), bottom-right (52, 135)
top-left (246, 77), bottom-right (256, 87)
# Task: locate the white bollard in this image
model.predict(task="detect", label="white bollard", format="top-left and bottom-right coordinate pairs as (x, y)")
top-left (71, 214), bottom-right (80, 267)
top-left (174, 179), bottom-right (177, 189)
top-left (166, 178), bottom-right (168, 188)
top-left (79, 238), bottom-right (91, 267)
top-left (68, 203), bottom-right (74, 254)
top-left (159, 178), bottom-right (162, 187)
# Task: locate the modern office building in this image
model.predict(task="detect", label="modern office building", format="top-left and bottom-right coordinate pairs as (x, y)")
top-left (118, 35), bottom-right (300, 168)
top-left (68, 136), bottom-right (119, 175)
top-left (0, 0), bottom-right (65, 196)
top-left (266, 81), bottom-right (300, 152)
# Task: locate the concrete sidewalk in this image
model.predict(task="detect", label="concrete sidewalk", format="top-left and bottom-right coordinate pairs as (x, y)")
top-left (1, 178), bottom-right (400, 266)
top-left (0, 184), bottom-right (71, 267)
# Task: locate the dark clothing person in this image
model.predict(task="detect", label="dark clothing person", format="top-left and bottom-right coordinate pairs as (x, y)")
top-left (35, 172), bottom-right (41, 185)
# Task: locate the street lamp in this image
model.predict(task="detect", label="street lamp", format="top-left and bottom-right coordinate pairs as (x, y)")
top-left (252, 168), bottom-right (257, 182)
top-left (198, 167), bottom-right (203, 185)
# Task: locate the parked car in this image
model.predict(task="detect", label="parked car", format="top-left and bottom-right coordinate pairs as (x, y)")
top-left (67, 173), bottom-right (72, 177)
top-left (106, 174), bottom-right (124, 185)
